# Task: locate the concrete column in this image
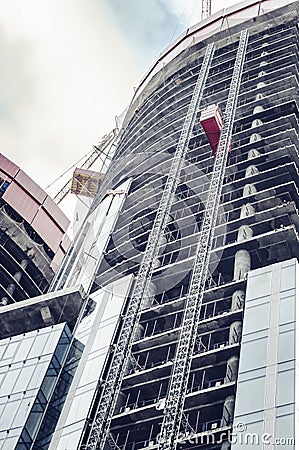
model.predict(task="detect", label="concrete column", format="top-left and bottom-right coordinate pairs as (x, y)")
top-left (243, 183), bottom-right (257, 197)
top-left (7, 283), bottom-right (15, 295)
top-left (21, 259), bottom-right (28, 269)
top-left (231, 290), bottom-right (245, 311)
top-left (249, 133), bottom-right (262, 143)
top-left (234, 249), bottom-right (251, 280)
top-left (258, 70), bottom-right (267, 77)
top-left (248, 148), bottom-right (260, 159)
top-left (237, 225), bottom-right (253, 242)
top-left (229, 321), bottom-right (242, 344)
top-left (153, 258), bottom-right (161, 269)
top-left (251, 118), bottom-right (263, 128)
top-left (257, 81), bottom-right (266, 88)
top-left (226, 356), bottom-right (239, 383)
top-left (14, 272), bottom-right (22, 283)
top-left (223, 395), bottom-right (235, 426)
top-left (245, 165), bottom-right (259, 177)
top-left (134, 323), bottom-right (145, 340)
top-left (240, 203), bottom-right (255, 218)
top-left (115, 392), bottom-right (127, 413)
top-left (255, 93), bottom-right (264, 100)
top-left (253, 105), bottom-right (264, 114)
top-left (142, 282), bottom-right (156, 309)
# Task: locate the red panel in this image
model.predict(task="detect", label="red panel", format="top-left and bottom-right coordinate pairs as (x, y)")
top-left (15, 170), bottom-right (47, 204)
top-left (31, 208), bottom-right (64, 253)
top-left (43, 195), bottom-right (70, 231)
top-left (200, 104), bottom-right (227, 154)
top-left (0, 154), bottom-right (20, 178)
top-left (201, 118), bottom-right (221, 153)
top-left (2, 183), bottom-right (39, 223)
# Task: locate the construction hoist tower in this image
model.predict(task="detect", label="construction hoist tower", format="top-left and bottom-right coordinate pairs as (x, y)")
top-left (85, 29), bottom-right (249, 450)
top-left (158, 29), bottom-right (248, 450)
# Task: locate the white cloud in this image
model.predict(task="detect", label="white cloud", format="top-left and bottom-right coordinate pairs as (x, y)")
top-left (0, 0), bottom-right (241, 220)
top-left (0, 0), bottom-right (140, 197)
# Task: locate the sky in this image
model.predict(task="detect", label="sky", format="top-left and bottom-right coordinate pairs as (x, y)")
top-left (0, 0), bottom-right (239, 218)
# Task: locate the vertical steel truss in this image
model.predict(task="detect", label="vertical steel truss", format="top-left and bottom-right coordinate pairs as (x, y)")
top-left (53, 129), bottom-right (117, 205)
top-left (158, 29), bottom-right (249, 450)
top-left (85, 43), bottom-right (215, 450)
top-left (202, 0), bottom-right (211, 20)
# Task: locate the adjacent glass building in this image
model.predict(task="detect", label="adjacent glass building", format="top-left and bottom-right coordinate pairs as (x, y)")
top-left (1, 1), bottom-right (299, 449)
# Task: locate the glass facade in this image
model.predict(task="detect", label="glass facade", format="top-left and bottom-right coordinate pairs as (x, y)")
top-left (52, 178), bottom-right (132, 293)
top-left (49, 276), bottom-right (133, 449)
top-left (16, 325), bottom-right (78, 450)
top-left (0, 324), bottom-right (68, 450)
top-left (232, 259), bottom-right (297, 449)
top-left (0, 179), bottom-right (132, 450)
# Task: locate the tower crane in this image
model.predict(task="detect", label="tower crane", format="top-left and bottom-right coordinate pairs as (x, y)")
top-left (53, 128), bottom-right (118, 204)
top-left (53, 2), bottom-right (211, 206)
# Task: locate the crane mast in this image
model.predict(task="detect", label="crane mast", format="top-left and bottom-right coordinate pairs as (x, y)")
top-left (202, 0), bottom-right (211, 20)
top-left (85, 43), bottom-right (215, 450)
top-left (158, 29), bottom-right (249, 450)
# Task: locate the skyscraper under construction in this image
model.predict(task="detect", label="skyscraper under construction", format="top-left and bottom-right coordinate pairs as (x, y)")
top-left (0, 1), bottom-right (298, 449)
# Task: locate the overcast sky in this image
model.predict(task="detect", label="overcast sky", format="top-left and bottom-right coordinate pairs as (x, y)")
top-left (0, 0), bottom-right (239, 216)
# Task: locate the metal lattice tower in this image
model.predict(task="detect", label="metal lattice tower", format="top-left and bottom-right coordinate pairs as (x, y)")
top-left (85, 43), bottom-right (215, 450)
top-left (202, 0), bottom-right (211, 20)
top-left (53, 129), bottom-right (117, 205)
top-left (158, 29), bottom-right (249, 450)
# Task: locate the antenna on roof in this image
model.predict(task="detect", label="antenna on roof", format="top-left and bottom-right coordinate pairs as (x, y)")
top-left (202, 0), bottom-right (211, 20)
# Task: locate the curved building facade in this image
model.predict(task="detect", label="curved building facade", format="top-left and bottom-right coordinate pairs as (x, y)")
top-left (1, 1), bottom-right (299, 449)
top-left (49, 1), bottom-right (299, 449)
top-left (54, 0), bottom-right (299, 448)
top-left (0, 154), bottom-right (71, 306)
